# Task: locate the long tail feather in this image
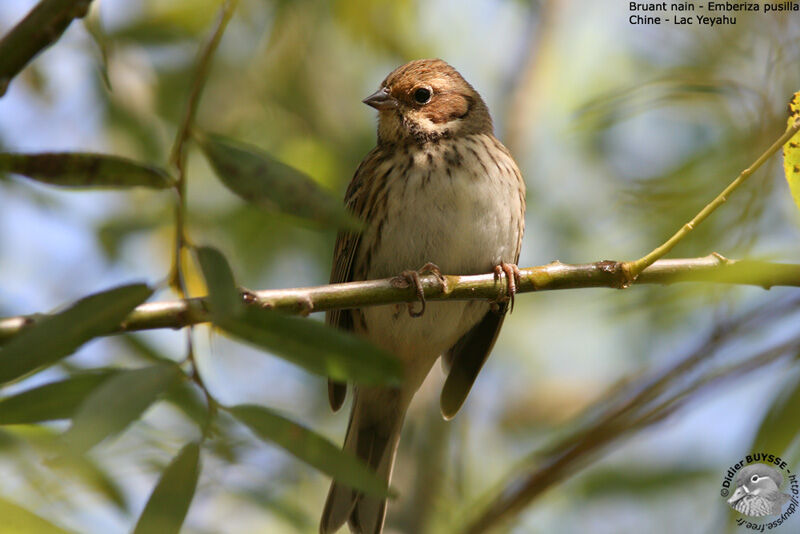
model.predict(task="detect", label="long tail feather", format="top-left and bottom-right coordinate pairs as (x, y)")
top-left (320, 388), bottom-right (406, 534)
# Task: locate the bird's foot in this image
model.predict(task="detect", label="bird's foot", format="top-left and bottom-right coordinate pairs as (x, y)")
top-left (391, 262), bottom-right (447, 318)
top-left (493, 262), bottom-right (521, 312)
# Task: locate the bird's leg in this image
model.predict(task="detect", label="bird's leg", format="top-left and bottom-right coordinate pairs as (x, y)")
top-left (493, 262), bottom-right (521, 313)
top-left (391, 262), bottom-right (447, 318)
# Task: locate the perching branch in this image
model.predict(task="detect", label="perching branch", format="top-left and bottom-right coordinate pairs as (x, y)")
top-left (0, 0), bottom-right (94, 97)
top-left (0, 255), bottom-right (798, 344)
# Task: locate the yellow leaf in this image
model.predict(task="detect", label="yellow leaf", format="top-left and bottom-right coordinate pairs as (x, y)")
top-left (783, 91), bottom-right (800, 211)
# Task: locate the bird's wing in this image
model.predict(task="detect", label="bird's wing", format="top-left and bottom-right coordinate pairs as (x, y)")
top-left (326, 148), bottom-right (384, 411)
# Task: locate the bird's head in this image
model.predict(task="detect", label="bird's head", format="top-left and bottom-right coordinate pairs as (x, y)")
top-left (363, 59), bottom-right (493, 145)
top-left (728, 464), bottom-right (784, 505)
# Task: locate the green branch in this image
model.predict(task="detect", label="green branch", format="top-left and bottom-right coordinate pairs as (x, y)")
top-left (624, 118), bottom-right (800, 279)
top-left (1, 255), bottom-right (797, 345)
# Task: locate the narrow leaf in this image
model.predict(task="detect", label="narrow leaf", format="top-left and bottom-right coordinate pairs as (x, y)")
top-left (0, 371), bottom-right (116, 424)
top-left (221, 307), bottom-right (401, 385)
top-left (0, 497), bottom-right (73, 533)
top-left (62, 452), bottom-right (128, 511)
top-left (4, 425), bottom-right (127, 510)
top-left (0, 283), bottom-right (153, 384)
top-left (752, 367), bottom-right (800, 455)
top-left (196, 245), bottom-right (242, 317)
top-left (164, 380), bottom-right (209, 430)
top-left (82, 14), bottom-right (112, 91)
top-left (784, 91), bottom-right (800, 211)
top-left (0, 153), bottom-right (173, 189)
top-left (577, 466), bottom-right (715, 497)
top-left (229, 404), bottom-right (393, 497)
top-left (62, 364), bottom-right (180, 453)
top-left (0, 0), bottom-right (92, 97)
top-left (197, 245), bottom-right (400, 384)
top-left (132, 442), bottom-right (200, 534)
top-left (197, 133), bottom-right (360, 230)
top-left (236, 489), bottom-right (315, 532)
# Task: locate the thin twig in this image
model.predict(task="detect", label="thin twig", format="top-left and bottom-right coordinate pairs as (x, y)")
top-left (168, 0), bottom-right (238, 294)
top-left (624, 118), bottom-right (800, 279)
top-left (0, 256), bottom-right (798, 344)
top-left (459, 333), bottom-right (800, 534)
top-left (164, 0), bottom-right (238, 430)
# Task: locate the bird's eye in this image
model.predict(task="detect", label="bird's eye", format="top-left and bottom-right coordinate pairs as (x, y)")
top-left (751, 475), bottom-right (759, 483)
top-left (413, 87), bottom-right (432, 104)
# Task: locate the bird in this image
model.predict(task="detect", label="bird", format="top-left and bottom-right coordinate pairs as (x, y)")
top-left (727, 463), bottom-right (791, 517)
top-left (319, 58), bottom-right (526, 534)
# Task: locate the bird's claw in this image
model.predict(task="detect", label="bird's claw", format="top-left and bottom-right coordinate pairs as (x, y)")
top-left (391, 262), bottom-right (447, 318)
top-left (493, 262), bottom-right (521, 313)
top-left (418, 262), bottom-right (449, 292)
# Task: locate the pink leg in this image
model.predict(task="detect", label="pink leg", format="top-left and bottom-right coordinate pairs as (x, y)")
top-left (493, 262), bottom-right (521, 312)
top-left (391, 262), bottom-right (448, 318)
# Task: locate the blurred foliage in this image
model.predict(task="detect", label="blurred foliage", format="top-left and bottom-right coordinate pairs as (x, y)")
top-left (0, 1), bottom-right (799, 534)
top-left (784, 90), bottom-right (800, 210)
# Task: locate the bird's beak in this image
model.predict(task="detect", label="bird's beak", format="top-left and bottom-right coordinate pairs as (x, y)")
top-left (363, 87), bottom-right (398, 110)
top-left (728, 485), bottom-right (749, 504)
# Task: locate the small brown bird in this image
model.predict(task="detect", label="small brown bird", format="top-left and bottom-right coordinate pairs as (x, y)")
top-left (320, 59), bottom-right (526, 534)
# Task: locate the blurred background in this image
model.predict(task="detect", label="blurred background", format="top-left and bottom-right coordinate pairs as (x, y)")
top-left (1, 0), bottom-right (800, 532)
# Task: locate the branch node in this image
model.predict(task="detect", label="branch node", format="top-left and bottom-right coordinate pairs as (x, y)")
top-left (597, 260), bottom-right (635, 289)
top-left (296, 295), bottom-right (314, 317)
top-left (710, 252), bottom-right (730, 265)
top-left (239, 287), bottom-right (258, 305)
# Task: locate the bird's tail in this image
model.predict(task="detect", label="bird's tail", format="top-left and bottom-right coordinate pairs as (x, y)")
top-left (320, 387), bottom-right (406, 534)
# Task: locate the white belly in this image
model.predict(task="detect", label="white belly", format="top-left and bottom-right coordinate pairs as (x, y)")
top-left (356, 134), bottom-right (524, 386)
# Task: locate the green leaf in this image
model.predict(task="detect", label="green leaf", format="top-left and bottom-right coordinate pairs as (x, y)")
top-left (119, 334), bottom-right (178, 365)
top-left (225, 307), bottom-right (401, 385)
top-left (197, 244), bottom-right (400, 384)
top-left (0, 153), bottom-right (173, 189)
top-left (0, 284), bottom-right (153, 384)
top-left (576, 466), bottom-right (715, 498)
top-left (196, 133), bottom-right (361, 230)
top-left (0, 0), bottom-right (92, 98)
top-left (0, 371), bottom-right (116, 424)
top-left (3, 425), bottom-right (127, 510)
top-left (196, 246), bottom-right (242, 317)
top-left (62, 364), bottom-right (181, 453)
top-left (82, 15), bottom-right (112, 91)
top-left (163, 380), bottom-right (209, 430)
top-left (236, 488), bottom-right (314, 533)
top-left (752, 366), bottom-right (800, 455)
top-left (228, 404), bottom-right (394, 498)
top-left (784, 91), bottom-right (800, 211)
top-left (0, 497), bottom-right (73, 534)
top-left (132, 442), bottom-right (200, 534)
